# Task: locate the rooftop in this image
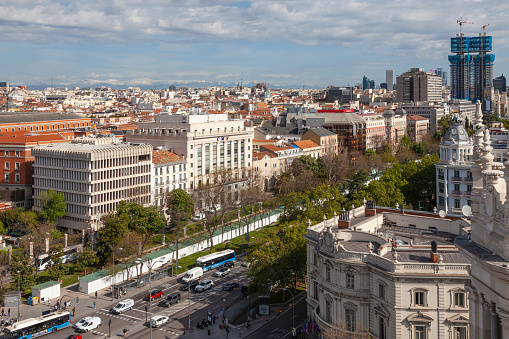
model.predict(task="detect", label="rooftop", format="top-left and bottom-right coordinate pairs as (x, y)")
top-left (152, 150), bottom-right (185, 164)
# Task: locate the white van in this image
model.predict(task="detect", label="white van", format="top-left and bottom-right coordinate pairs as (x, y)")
top-left (182, 267), bottom-right (203, 283)
top-left (150, 315), bottom-right (169, 328)
top-left (111, 298), bottom-right (134, 314)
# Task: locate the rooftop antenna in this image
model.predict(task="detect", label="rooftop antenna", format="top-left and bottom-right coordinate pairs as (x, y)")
top-left (457, 16), bottom-right (474, 37)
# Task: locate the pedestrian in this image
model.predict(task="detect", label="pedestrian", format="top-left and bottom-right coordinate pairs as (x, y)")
top-left (76, 296), bottom-right (79, 304)
top-left (95, 291), bottom-right (98, 299)
top-left (123, 327), bottom-right (127, 337)
top-left (1, 308), bottom-right (4, 316)
top-left (93, 301), bottom-right (96, 309)
top-left (7, 308), bottom-right (10, 317)
top-left (48, 298), bottom-right (51, 307)
top-left (72, 307), bottom-right (75, 317)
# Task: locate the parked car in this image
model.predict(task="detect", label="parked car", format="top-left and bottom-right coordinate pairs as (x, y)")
top-left (146, 289), bottom-right (163, 301)
top-left (159, 292), bottom-right (181, 307)
top-left (66, 335), bottom-right (83, 339)
top-left (192, 213), bottom-right (205, 221)
top-left (221, 261), bottom-right (234, 268)
top-left (111, 298), bottom-right (135, 314)
top-left (150, 315), bottom-right (169, 328)
top-left (75, 316), bottom-right (101, 333)
top-left (181, 280), bottom-right (200, 291)
top-left (213, 267), bottom-right (230, 277)
top-left (223, 282), bottom-right (240, 291)
top-left (195, 279), bottom-right (214, 292)
top-left (241, 285), bottom-right (249, 295)
top-left (241, 261), bottom-right (250, 267)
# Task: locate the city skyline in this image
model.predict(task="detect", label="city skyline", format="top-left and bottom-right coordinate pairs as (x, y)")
top-left (1, 1), bottom-right (508, 88)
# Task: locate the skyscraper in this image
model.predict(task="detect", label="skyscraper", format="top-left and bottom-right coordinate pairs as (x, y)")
top-left (396, 68), bottom-right (442, 103)
top-left (493, 74), bottom-right (506, 93)
top-left (362, 76), bottom-right (370, 90)
top-left (448, 33), bottom-right (495, 109)
top-left (386, 70), bottom-right (394, 91)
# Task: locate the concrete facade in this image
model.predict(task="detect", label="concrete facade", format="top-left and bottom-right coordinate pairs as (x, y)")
top-left (32, 136), bottom-right (152, 232)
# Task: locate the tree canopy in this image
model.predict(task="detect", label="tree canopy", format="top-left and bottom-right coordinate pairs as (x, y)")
top-left (37, 190), bottom-right (67, 222)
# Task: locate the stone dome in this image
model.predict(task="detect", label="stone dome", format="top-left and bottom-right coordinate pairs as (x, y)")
top-left (443, 115), bottom-right (469, 143)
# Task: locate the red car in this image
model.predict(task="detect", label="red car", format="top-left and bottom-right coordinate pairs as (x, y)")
top-left (66, 335), bottom-right (83, 339)
top-left (146, 289), bottom-right (163, 301)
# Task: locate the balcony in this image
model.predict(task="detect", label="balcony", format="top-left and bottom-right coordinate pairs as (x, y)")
top-left (465, 191), bottom-right (472, 195)
top-left (464, 177), bottom-right (473, 182)
top-left (438, 175), bottom-right (444, 180)
top-left (452, 190), bottom-right (462, 195)
top-left (451, 177), bottom-right (462, 182)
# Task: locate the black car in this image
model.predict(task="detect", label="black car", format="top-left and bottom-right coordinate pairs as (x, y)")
top-left (223, 282), bottom-right (240, 291)
top-left (159, 292), bottom-right (181, 307)
top-left (221, 261), bottom-right (234, 268)
top-left (181, 280), bottom-right (200, 291)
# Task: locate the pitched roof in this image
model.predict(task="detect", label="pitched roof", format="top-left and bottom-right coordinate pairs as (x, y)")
top-left (152, 150), bottom-right (185, 164)
top-left (306, 127), bottom-right (336, 137)
top-left (0, 112), bottom-right (88, 124)
top-left (252, 151), bottom-right (277, 160)
top-left (292, 140), bottom-right (319, 149)
top-left (406, 115), bottom-right (429, 121)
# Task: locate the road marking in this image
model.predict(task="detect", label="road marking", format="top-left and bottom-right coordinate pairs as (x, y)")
top-left (272, 327), bottom-right (279, 333)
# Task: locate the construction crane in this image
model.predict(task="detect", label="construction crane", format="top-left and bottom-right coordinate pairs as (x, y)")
top-left (457, 16), bottom-right (474, 36)
top-left (480, 23), bottom-right (490, 35)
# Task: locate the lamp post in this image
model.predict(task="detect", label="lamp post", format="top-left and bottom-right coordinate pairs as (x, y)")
top-left (136, 257), bottom-right (164, 339)
top-left (111, 247), bottom-right (123, 301)
top-left (187, 280), bottom-right (191, 332)
top-left (282, 288), bottom-right (295, 336)
top-left (17, 270), bottom-right (20, 322)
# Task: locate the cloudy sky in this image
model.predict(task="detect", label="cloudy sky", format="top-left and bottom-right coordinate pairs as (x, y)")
top-left (0, 0), bottom-right (507, 88)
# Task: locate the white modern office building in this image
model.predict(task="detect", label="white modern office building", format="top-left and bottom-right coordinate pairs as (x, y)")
top-left (32, 136), bottom-right (152, 231)
top-left (127, 112), bottom-right (254, 191)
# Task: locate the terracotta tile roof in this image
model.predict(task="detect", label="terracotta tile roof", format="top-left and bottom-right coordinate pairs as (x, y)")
top-left (406, 115), bottom-right (429, 121)
top-left (260, 144), bottom-right (294, 153)
top-left (152, 150), bottom-right (185, 164)
top-left (292, 140), bottom-right (319, 149)
top-left (253, 151), bottom-right (277, 160)
top-left (253, 138), bottom-right (277, 143)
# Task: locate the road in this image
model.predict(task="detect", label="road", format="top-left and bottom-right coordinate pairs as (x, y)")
top-left (244, 294), bottom-right (308, 339)
top-left (41, 263), bottom-right (249, 339)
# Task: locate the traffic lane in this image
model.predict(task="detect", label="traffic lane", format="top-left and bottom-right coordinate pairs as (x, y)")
top-left (244, 296), bottom-right (308, 339)
top-left (128, 276), bottom-right (247, 337)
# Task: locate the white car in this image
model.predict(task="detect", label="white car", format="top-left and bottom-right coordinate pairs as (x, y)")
top-left (192, 213), bottom-right (206, 221)
top-left (150, 315), bottom-right (169, 328)
top-left (74, 316), bottom-right (92, 329)
top-left (195, 279), bottom-right (214, 292)
top-left (75, 316), bottom-right (101, 333)
top-left (213, 267), bottom-right (230, 277)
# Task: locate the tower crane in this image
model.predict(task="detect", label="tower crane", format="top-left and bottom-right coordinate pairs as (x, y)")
top-left (480, 23), bottom-right (490, 36)
top-left (457, 16), bottom-right (474, 36)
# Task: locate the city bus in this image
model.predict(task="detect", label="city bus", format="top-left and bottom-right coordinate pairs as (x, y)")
top-left (35, 245), bottom-right (80, 271)
top-left (3, 311), bottom-right (71, 339)
top-left (196, 249), bottom-right (235, 271)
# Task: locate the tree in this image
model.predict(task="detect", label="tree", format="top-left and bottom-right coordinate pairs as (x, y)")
top-left (401, 154), bottom-right (439, 210)
top-left (47, 245), bottom-right (68, 281)
top-left (247, 221), bottom-right (307, 293)
top-left (96, 212), bottom-right (129, 261)
top-left (73, 245), bottom-right (99, 274)
top-left (166, 188), bottom-right (194, 273)
top-left (321, 152), bottom-right (352, 186)
top-left (115, 231), bottom-right (143, 280)
top-left (345, 170), bottom-right (369, 199)
top-left (37, 190), bottom-right (67, 222)
top-left (116, 201), bottom-right (166, 255)
top-left (20, 221), bottom-right (57, 273)
top-left (9, 251), bottom-right (35, 292)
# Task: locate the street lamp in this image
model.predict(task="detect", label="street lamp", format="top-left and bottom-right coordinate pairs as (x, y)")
top-left (282, 288), bottom-right (295, 336)
top-left (187, 279), bottom-right (191, 333)
top-left (17, 270), bottom-right (20, 322)
top-left (135, 257), bottom-right (164, 339)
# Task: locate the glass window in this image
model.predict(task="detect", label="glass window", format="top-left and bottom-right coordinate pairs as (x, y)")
top-left (454, 292), bottom-right (465, 307)
top-left (325, 266), bottom-right (331, 282)
top-left (415, 326), bottom-right (426, 339)
top-left (379, 317), bottom-right (387, 339)
top-left (454, 327), bottom-right (467, 339)
top-left (414, 291), bottom-right (425, 306)
top-left (346, 273), bottom-right (355, 289)
top-left (454, 199), bottom-right (460, 209)
top-left (379, 283), bottom-right (385, 299)
top-left (345, 308), bottom-right (355, 332)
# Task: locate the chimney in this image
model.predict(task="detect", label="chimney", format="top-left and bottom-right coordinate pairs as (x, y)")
top-left (430, 240), bottom-right (439, 263)
top-left (365, 199), bottom-right (377, 216)
top-left (338, 210), bottom-right (350, 229)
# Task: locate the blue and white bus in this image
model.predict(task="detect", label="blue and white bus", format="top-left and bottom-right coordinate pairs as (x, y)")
top-left (3, 311), bottom-right (71, 338)
top-left (35, 245), bottom-right (80, 271)
top-left (196, 249), bottom-right (235, 271)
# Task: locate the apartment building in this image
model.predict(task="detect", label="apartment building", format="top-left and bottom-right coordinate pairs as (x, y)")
top-left (383, 108), bottom-right (407, 145)
top-left (406, 115), bottom-right (430, 143)
top-left (302, 127), bottom-right (338, 156)
top-left (127, 113), bottom-right (253, 191)
top-left (400, 102), bottom-right (445, 132)
top-left (361, 114), bottom-right (385, 150)
top-left (32, 136), bottom-right (152, 232)
top-left (306, 205), bottom-right (470, 339)
top-left (152, 150), bottom-right (187, 208)
top-left (396, 68), bottom-right (442, 103)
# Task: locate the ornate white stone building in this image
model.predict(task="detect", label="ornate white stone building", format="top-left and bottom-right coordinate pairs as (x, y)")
top-left (305, 205), bottom-right (470, 339)
top-left (435, 116), bottom-right (474, 214)
top-left (455, 101), bottom-right (509, 339)
top-left (32, 136), bottom-right (152, 232)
